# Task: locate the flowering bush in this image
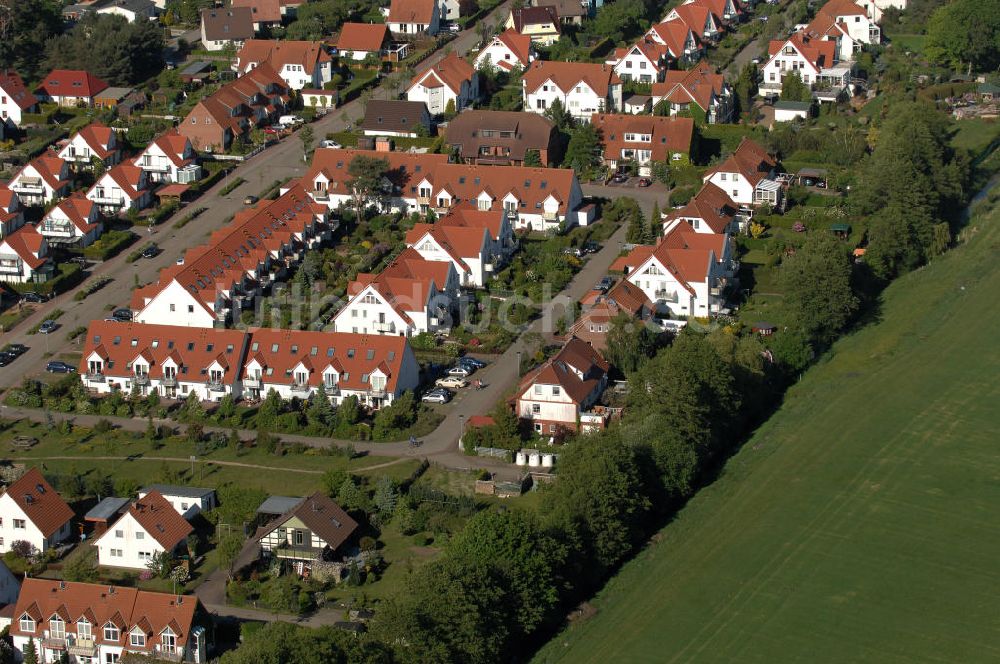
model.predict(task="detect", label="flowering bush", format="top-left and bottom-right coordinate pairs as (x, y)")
top-left (139, 570), bottom-right (153, 581)
top-left (793, 222), bottom-right (807, 233)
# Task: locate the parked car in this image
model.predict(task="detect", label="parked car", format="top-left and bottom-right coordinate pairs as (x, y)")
top-left (445, 22), bottom-right (461, 33)
top-left (176, 256), bottom-right (186, 265)
top-left (593, 276), bottom-right (614, 292)
top-left (263, 126), bottom-right (281, 135)
top-left (38, 320), bottom-right (58, 334)
top-left (447, 365), bottom-right (473, 377)
top-left (638, 177), bottom-right (652, 187)
top-left (458, 356), bottom-right (486, 369)
top-left (20, 292), bottom-right (45, 304)
top-left (278, 115), bottom-right (304, 126)
top-left (435, 376), bottom-right (468, 389)
top-left (582, 241), bottom-right (601, 254)
top-left (421, 389), bottom-right (452, 404)
top-left (562, 247), bottom-right (583, 257)
top-left (141, 244), bottom-right (159, 259)
top-left (45, 361), bottom-right (75, 373)
top-left (320, 140), bottom-right (342, 148)
top-left (244, 195), bottom-right (258, 205)
top-left (0, 352), bottom-right (15, 367)
top-left (611, 173), bottom-right (629, 183)
top-left (112, 308), bottom-right (132, 322)
top-left (4, 344), bottom-right (27, 357)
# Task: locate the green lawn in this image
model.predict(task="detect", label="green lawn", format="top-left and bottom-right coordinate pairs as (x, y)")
top-left (534, 196), bottom-right (1000, 662)
top-left (950, 119), bottom-right (1000, 154)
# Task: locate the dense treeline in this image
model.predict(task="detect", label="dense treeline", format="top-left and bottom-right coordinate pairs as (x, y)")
top-left (45, 14), bottom-right (164, 87)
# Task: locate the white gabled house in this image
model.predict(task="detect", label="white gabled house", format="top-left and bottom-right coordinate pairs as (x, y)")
top-left (0, 468), bottom-right (74, 556)
top-left (95, 491), bottom-right (193, 571)
top-left (516, 338), bottom-right (610, 435)
top-left (702, 137), bottom-right (782, 207)
top-left (57, 123), bottom-right (121, 171)
top-left (38, 194), bottom-right (103, 247)
top-left (138, 485), bottom-right (217, 520)
top-left (405, 206), bottom-right (516, 287)
top-left (0, 70), bottom-right (38, 128)
top-left (407, 53), bottom-right (479, 116)
top-left (9, 156), bottom-right (70, 207)
top-left (474, 29), bottom-right (535, 73)
top-left (0, 226), bottom-right (53, 284)
top-left (86, 163), bottom-right (151, 215)
top-left (134, 130), bottom-right (201, 184)
top-left (0, 185), bottom-right (25, 238)
top-left (234, 39), bottom-right (334, 91)
top-left (662, 2), bottom-right (721, 41)
top-left (387, 0), bottom-right (441, 36)
top-left (760, 32), bottom-right (839, 93)
top-left (607, 37), bottom-right (672, 84)
top-left (522, 61), bottom-right (622, 122)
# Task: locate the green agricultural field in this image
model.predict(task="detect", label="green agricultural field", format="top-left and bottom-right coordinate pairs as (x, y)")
top-left (535, 194), bottom-right (1000, 663)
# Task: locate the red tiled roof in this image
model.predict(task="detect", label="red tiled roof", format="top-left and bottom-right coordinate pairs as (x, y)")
top-left (122, 491), bottom-right (193, 549)
top-left (336, 23), bottom-right (389, 52)
top-left (74, 123), bottom-right (118, 160)
top-left (20, 155), bottom-right (69, 191)
top-left (46, 193), bottom-right (99, 234)
top-left (103, 163), bottom-right (146, 201)
top-left (36, 69), bottom-right (109, 99)
top-left (11, 579), bottom-right (199, 651)
top-left (0, 70), bottom-right (37, 110)
top-left (237, 39), bottom-right (332, 76)
top-left (652, 61), bottom-right (725, 112)
top-left (242, 328), bottom-right (412, 394)
top-left (347, 247), bottom-right (453, 325)
top-left (523, 61), bottom-right (620, 96)
top-left (591, 113), bottom-right (694, 162)
top-left (703, 136), bottom-right (777, 188)
top-left (817, 0), bottom-right (868, 17)
top-left (665, 181), bottom-right (737, 234)
top-left (79, 321), bottom-right (249, 383)
top-left (144, 129), bottom-right (194, 169)
top-left (1, 226), bottom-right (48, 270)
top-left (410, 53), bottom-right (475, 94)
top-left (405, 222), bottom-right (489, 272)
top-left (647, 19), bottom-right (700, 58)
top-left (767, 32), bottom-right (837, 70)
top-left (2, 468), bottom-right (74, 537)
top-left (621, 225), bottom-right (725, 293)
top-left (231, 0), bottom-right (281, 23)
top-left (388, 0), bottom-right (437, 24)
top-left (437, 204), bottom-right (507, 241)
top-left (669, 3), bottom-right (713, 34)
top-left (305, 148), bottom-right (449, 196)
top-left (493, 29), bottom-right (533, 67)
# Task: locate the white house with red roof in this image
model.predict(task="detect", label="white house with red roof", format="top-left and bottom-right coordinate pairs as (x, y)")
top-left (702, 137), bottom-right (782, 207)
top-left (9, 155), bottom-right (70, 206)
top-left (0, 468), bottom-right (74, 555)
top-left (131, 185), bottom-right (331, 328)
top-left (662, 182), bottom-right (741, 235)
top-left (608, 37), bottom-right (672, 84)
top-left (134, 130), bottom-right (201, 183)
top-left (241, 329), bottom-right (420, 408)
top-left (591, 113), bottom-right (694, 176)
top-left (644, 19), bottom-right (704, 62)
top-left (854, 0), bottom-right (906, 22)
top-left (615, 224), bottom-right (733, 318)
top-left (407, 53), bottom-right (479, 115)
top-left (57, 123), bottom-right (121, 170)
top-left (11, 579), bottom-right (206, 664)
top-left (35, 69), bottom-right (110, 107)
top-left (0, 185), bottom-right (25, 238)
top-left (38, 194), bottom-right (102, 247)
top-left (799, 0), bottom-right (881, 62)
top-left (0, 70), bottom-right (38, 127)
top-left (405, 206), bottom-right (515, 287)
top-left (334, 248), bottom-right (460, 337)
top-left (80, 321), bottom-right (250, 400)
top-left (235, 39), bottom-right (333, 90)
top-left (516, 337), bottom-right (609, 434)
top-left (522, 61), bottom-right (622, 122)
top-left (87, 163), bottom-right (151, 214)
top-left (0, 226), bottom-right (52, 283)
top-left (387, 0), bottom-right (441, 35)
top-left (337, 22), bottom-right (393, 61)
top-left (474, 29), bottom-right (535, 72)
top-left (662, 2), bottom-right (721, 41)
top-left (651, 61), bottom-right (733, 123)
top-left (96, 491), bottom-right (193, 571)
top-left (760, 32), bottom-right (839, 93)
top-left (682, 0), bottom-right (741, 24)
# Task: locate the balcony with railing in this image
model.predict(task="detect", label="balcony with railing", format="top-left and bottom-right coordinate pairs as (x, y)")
top-left (275, 541), bottom-right (325, 560)
top-left (152, 645), bottom-right (185, 662)
top-left (68, 637), bottom-right (97, 657)
top-left (368, 388), bottom-right (387, 399)
top-left (542, 210), bottom-right (559, 221)
top-left (85, 371), bottom-right (106, 383)
top-left (205, 380), bottom-right (226, 392)
top-left (654, 289), bottom-right (679, 303)
top-left (133, 373), bottom-right (150, 386)
top-left (374, 321), bottom-right (395, 333)
top-left (40, 223), bottom-right (76, 238)
top-left (91, 195), bottom-right (126, 207)
top-left (322, 382), bottom-right (340, 396)
top-left (41, 636), bottom-right (67, 651)
top-left (161, 375), bottom-right (178, 387)
top-left (13, 178), bottom-right (45, 193)
top-left (243, 377), bottom-right (262, 389)
top-left (290, 382), bottom-right (312, 394)
top-left (0, 259), bottom-right (23, 275)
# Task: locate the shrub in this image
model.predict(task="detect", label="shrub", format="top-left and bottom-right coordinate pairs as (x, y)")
top-left (94, 419), bottom-right (113, 434)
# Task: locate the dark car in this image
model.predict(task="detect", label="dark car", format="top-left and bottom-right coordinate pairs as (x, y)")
top-left (141, 244), bottom-right (159, 259)
top-left (38, 320), bottom-right (58, 334)
top-left (611, 173), bottom-right (629, 184)
top-left (458, 356), bottom-right (486, 369)
top-left (20, 292), bottom-right (44, 304)
top-left (638, 177), bottom-right (652, 187)
top-left (582, 241), bottom-right (601, 254)
top-left (0, 352), bottom-right (15, 367)
top-left (593, 276), bottom-right (614, 292)
top-left (46, 361), bottom-right (75, 373)
top-left (112, 308), bottom-right (133, 322)
top-left (5, 344), bottom-right (27, 356)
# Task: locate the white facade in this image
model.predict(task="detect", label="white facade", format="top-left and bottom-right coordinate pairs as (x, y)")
top-left (0, 84), bottom-right (33, 128)
top-left (0, 233), bottom-right (50, 284)
top-left (133, 280), bottom-right (218, 328)
top-left (524, 79), bottom-right (621, 122)
top-left (407, 73), bottom-right (478, 116)
top-left (134, 138), bottom-right (199, 183)
top-left (58, 133), bottom-right (118, 169)
top-left (137, 490), bottom-right (215, 520)
top-left (333, 282), bottom-right (447, 337)
top-left (0, 493), bottom-right (70, 555)
top-left (83, 345), bottom-right (236, 402)
top-left (388, 1), bottom-right (441, 35)
top-left (96, 3), bottom-right (158, 22)
top-left (276, 61), bottom-right (333, 91)
top-left (95, 512), bottom-right (169, 571)
top-left (9, 163), bottom-right (67, 206)
top-left (761, 41), bottom-right (825, 91)
top-left (517, 384), bottom-right (580, 431)
top-left (613, 47), bottom-right (666, 84)
top-left (704, 168), bottom-right (756, 206)
top-left (38, 203), bottom-right (102, 247)
top-left (86, 169), bottom-right (151, 214)
top-left (474, 37), bottom-right (533, 71)
top-left (626, 250), bottom-right (729, 317)
top-left (855, 0), bottom-right (906, 22)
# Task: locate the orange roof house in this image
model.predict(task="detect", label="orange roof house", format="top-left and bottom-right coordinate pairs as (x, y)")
top-left (387, 0), bottom-right (441, 35)
top-left (0, 468), bottom-right (74, 554)
top-left (651, 60), bottom-right (732, 123)
top-left (407, 53), bottom-right (479, 114)
top-left (96, 491), bottom-right (194, 570)
top-left (516, 338), bottom-right (610, 433)
top-left (591, 113), bottom-right (694, 173)
top-left (35, 69), bottom-right (109, 106)
top-left (235, 39), bottom-right (333, 90)
top-left (336, 23), bottom-right (391, 57)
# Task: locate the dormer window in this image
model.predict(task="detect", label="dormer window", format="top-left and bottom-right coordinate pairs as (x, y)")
top-left (130, 628), bottom-right (146, 647)
top-left (19, 614), bottom-right (35, 633)
top-left (104, 622), bottom-right (120, 641)
top-left (50, 616), bottom-right (65, 639)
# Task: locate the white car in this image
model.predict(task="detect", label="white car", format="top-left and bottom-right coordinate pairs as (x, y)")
top-left (320, 140), bottom-right (342, 148)
top-left (435, 376), bottom-right (469, 389)
top-left (447, 365), bottom-right (473, 377)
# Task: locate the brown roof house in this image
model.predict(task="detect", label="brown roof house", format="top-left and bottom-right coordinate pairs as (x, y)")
top-left (445, 109), bottom-right (560, 166)
top-left (651, 60), bottom-right (733, 124)
top-left (362, 100), bottom-right (432, 138)
top-left (200, 7), bottom-right (255, 52)
top-left (572, 279), bottom-right (655, 353)
top-left (0, 467), bottom-right (74, 555)
top-left (178, 62), bottom-right (289, 151)
top-left (516, 337), bottom-right (610, 435)
top-left (95, 490), bottom-right (194, 570)
top-left (591, 113), bottom-right (694, 176)
top-left (255, 492), bottom-right (358, 575)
